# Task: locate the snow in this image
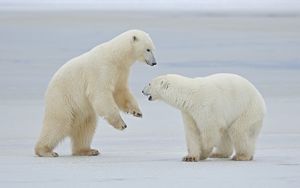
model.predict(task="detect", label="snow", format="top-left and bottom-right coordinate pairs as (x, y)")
top-left (0, 11), bottom-right (300, 187)
top-left (1, 99), bottom-right (300, 187)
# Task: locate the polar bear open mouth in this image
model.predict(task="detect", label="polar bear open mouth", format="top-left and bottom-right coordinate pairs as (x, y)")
top-left (143, 92), bottom-right (152, 101)
top-left (142, 85), bottom-right (153, 100)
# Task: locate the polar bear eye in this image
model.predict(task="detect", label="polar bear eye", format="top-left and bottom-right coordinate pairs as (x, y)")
top-left (146, 49), bottom-right (151, 52)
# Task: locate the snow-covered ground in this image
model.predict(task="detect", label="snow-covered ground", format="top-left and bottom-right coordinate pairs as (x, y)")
top-left (0, 11), bottom-right (300, 187)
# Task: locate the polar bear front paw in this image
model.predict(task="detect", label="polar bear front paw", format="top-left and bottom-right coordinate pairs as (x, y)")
top-left (182, 155), bottom-right (200, 162)
top-left (123, 101), bottom-right (143, 118)
top-left (127, 106), bottom-right (143, 118)
top-left (132, 110), bottom-right (143, 117)
top-left (114, 121), bottom-right (127, 130)
top-left (107, 116), bottom-right (127, 130)
top-left (114, 122), bottom-right (127, 130)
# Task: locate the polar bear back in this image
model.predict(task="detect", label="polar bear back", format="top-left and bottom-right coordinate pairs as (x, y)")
top-left (160, 73), bottom-right (266, 125)
top-left (195, 73), bottom-right (266, 124)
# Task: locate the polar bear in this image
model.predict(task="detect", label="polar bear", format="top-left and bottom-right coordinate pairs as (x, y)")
top-left (142, 73), bottom-right (266, 161)
top-left (35, 30), bottom-right (157, 157)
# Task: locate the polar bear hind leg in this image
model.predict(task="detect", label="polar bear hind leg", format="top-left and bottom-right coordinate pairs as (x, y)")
top-left (35, 118), bottom-right (70, 157)
top-left (229, 117), bottom-right (263, 161)
top-left (199, 126), bottom-right (219, 160)
top-left (71, 114), bottom-right (99, 156)
top-left (210, 129), bottom-right (233, 158)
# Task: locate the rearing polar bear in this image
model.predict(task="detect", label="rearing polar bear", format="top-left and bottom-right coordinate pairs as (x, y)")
top-left (35, 30), bottom-right (156, 157)
top-left (143, 73), bottom-right (266, 161)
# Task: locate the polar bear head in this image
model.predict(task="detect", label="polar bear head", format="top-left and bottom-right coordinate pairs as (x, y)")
top-left (142, 74), bottom-right (193, 110)
top-left (128, 30), bottom-right (157, 66)
top-left (142, 74), bottom-right (182, 101)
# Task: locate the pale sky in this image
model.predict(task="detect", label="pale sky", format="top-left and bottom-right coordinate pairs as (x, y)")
top-left (0, 0), bottom-right (299, 11)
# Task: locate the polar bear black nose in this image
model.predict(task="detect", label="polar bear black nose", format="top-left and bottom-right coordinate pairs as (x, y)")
top-left (152, 62), bottom-right (157, 66)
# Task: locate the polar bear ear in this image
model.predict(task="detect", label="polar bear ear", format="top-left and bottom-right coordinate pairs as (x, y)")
top-left (160, 80), bottom-right (170, 90)
top-left (132, 35), bottom-right (138, 42)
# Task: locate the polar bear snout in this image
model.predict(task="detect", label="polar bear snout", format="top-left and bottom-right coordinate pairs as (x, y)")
top-left (145, 58), bottom-right (157, 66)
top-left (144, 51), bottom-right (157, 66)
top-left (142, 84), bottom-right (153, 101)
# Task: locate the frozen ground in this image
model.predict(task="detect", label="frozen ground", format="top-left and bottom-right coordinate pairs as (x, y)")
top-left (0, 11), bottom-right (300, 187)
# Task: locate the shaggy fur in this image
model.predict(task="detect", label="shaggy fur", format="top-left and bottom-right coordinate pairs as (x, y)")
top-left (35, 30), bottom-right (156, 157)
top-left (143, 73), bottom-right (266, 161)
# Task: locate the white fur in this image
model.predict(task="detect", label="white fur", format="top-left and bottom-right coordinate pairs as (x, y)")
top-left (143, 73), bottom-right (266, 161)
top-left (35, 30), bottom-right (156, 157)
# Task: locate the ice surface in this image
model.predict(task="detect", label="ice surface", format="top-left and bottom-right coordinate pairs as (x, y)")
top-left (0, 11), bottom-right (300, 187)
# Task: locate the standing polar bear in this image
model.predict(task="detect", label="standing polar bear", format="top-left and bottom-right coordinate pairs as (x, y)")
top-left (143, 73), bottom-right (266, 161)
top-left (35, 30), bottom-right (157, 157)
